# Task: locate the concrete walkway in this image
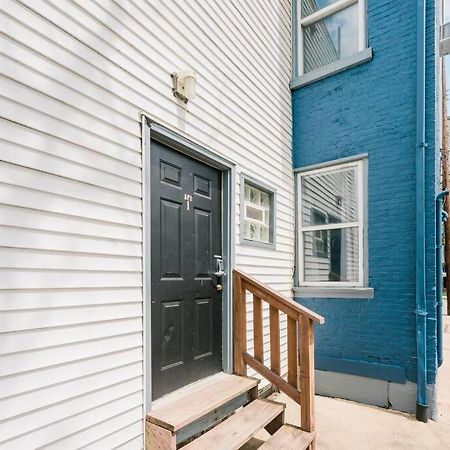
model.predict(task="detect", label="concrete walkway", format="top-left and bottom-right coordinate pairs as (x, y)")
top-left (246, 315), bottom-right (450, 449)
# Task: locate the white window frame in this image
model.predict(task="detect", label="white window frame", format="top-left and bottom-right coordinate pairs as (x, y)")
top-left (240, 175), bottom-right (276, 249)
top-left (297, 159), bottom-right (365, 288)
top-left (292, 0), bottom-right (370, 86)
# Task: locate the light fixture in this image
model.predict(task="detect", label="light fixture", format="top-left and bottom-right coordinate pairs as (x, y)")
top-left (171, 71), bottom-right (197, 103)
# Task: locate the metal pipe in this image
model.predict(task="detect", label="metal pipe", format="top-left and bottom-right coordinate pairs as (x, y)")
top-left (415, 0), bottom-right (428, 423)
top-left (436, 190), bottom-right (449, 368)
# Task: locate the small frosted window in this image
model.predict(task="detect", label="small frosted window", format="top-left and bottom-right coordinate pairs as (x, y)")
top-left (243, 182), bottom-right (274, 245)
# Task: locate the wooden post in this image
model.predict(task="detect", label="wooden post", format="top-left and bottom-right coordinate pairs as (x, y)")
top-left (253, 294), bottom-right (264, 362)
top-left (287, 316), bottom-right (298, 388)
top-left (269, 306), bottom-right (281, 375)
top-left (299, 316), bottom-right (316, 449)
top-left (233, 271), bottom-right (247, 376)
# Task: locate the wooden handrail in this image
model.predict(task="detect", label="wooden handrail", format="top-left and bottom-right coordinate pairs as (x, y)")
top-left (233, 269), bottom-right (324, 448)
top-left (233, 269), bottom-right (324, 324)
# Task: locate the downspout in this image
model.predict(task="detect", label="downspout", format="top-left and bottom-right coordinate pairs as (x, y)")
top-left (436, 190), bottom-right (449, 368)
top-left (415, 0), bottom-right (428, 423)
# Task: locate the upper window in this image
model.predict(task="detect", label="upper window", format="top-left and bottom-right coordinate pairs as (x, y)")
top-left (295, 0), bottom-right (367, 77)
top-left (297, 159), bottom-right (366, 287)
top-left (241, 177), bottom-right (276, 247)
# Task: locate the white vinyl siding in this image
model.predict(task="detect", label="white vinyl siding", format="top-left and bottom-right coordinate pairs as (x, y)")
top-left (0, 0), bottom-right (293, 448)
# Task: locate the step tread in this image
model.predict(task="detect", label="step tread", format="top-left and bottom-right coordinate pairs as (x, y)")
top-left (259, 424), bottom-right (315, 450)
top-left (184, 399), bottom-right (285, 450)
top-left (146, 373), bottom-right (259, 432)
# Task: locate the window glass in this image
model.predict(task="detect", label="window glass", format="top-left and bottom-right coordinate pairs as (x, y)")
top-left (311, 210), bottom-right (328, 258)
top-left (243, 182), bottom-right (272, 244)
top-left (301, 166), bottom-right (358, 226)
top-left (303, 227), bottom-right (359, 282)
top-left (445, 0), bottom-right (450, 23)
top-left (301, 0), bottom-right (341, 17)
top-left (303, 4), bottom-right (359, 73)
top-left (297, 159), bottom-right (365, 287)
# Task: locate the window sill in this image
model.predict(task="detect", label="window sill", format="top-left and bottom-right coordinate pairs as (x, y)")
top-left (290, 48), bottom-right (373, 90)
top-left (294, 286), bottom-right (374, 299)
top-left (240, 238), bottom-right (276, 250)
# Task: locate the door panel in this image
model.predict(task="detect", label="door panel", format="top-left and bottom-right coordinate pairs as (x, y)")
top-left (194, 298), bottom-right (213, 358)
top-left (160, 199), bottom-right (182, 279)
top-left (161, 299), bottom-right (183, 369)
top-left (194, 208), bottom-right (212, 278)
top-left (151, 140), bottom-right (223, 400)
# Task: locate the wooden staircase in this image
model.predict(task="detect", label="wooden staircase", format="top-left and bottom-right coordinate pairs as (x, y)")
top-left (146, 270), bottom-right (324, 449)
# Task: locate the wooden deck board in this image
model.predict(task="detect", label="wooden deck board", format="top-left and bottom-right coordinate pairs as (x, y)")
top-left (184, 399), bottom-right (285, 450)
top-left (259, 424), bottom-right (315, 449)
top-left (146, 373), bottom-right (259, 432)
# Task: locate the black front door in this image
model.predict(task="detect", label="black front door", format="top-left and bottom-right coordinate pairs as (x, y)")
top-left (151, 140), bottom-right (223, 400)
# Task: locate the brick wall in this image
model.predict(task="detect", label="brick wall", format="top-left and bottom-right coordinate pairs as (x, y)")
top-left (293, 0), bottom-right (438, 384)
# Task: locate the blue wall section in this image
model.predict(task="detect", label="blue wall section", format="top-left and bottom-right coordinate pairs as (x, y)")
top-left (292, 0), bottom-right (438, 384)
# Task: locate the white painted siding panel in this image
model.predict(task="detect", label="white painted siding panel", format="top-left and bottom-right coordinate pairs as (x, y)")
top-left (0, 347), bottom-right (142, 395)
top-left (0, 0), bottom-right (292, 447)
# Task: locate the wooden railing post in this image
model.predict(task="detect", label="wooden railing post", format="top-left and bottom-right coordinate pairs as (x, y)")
top-left (253, 294), bottom-right (264, 363)
top-left (233, 271), bottom-right (247, 376)
top-left (299, 316), bottom-right (316, 448)
top-left (287, 316), bottom-right (298, 388)
top-left (269, 306), bottom-right (281, 375)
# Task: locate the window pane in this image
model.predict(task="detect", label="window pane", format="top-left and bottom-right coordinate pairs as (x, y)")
top-left (243, 182), bottom-right (272, 244)
top-left (303, 227), bottom-right (359, 282)
top-left (303, 4), bottom-right (359, 73)
top-left (260, 190), bottom-right (270, 208)
top-left (311, 209), bottom-right (327, 226)
top-left (301, 166), bottom-right (358, 226)
top-left (313, 228), bottom-right (328, 258)
top-left (301, 0), bottom-right (341, 17)
top-left (249, 186), bottom-right (259, 205)
top-left (261, 225), bottom-right (270, 242)
top-left (246, 205), bottom-right (264, 222)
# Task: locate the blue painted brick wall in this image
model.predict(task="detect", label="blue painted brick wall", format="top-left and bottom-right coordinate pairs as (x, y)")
top-left (292, 0), bottom-right (438, 384)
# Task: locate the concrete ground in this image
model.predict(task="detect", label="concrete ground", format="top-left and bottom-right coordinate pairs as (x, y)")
top-left (245, 315), bottom-right (450, 449)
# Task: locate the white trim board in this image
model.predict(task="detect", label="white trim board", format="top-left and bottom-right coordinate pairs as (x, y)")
top-left (294, 286), bottom-right (373, 298)
top-left (291, 48), bottom-right (373, 89)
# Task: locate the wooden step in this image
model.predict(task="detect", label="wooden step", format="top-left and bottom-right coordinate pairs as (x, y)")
top-left (259, 424), bottom-right (315, 449)
top-left (184, 399), bottom-right (285, 450)
top-left (146, 373), bottom-right (259, 446)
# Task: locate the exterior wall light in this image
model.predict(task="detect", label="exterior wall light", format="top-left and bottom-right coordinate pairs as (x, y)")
top-left (171, 71), bottom-right (197, 103)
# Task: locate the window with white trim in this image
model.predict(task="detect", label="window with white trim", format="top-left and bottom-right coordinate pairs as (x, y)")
top-left (241, 179), bottom-right (275, 246)
top-left (297, 159), bottom-right (365, 286)
top-left (295, 0), bottom-right (367, 76)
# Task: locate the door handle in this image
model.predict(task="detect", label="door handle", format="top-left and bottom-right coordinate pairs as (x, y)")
top-left (214, 256), bottom-right (225, 291)
top-left (214, 256), bottom-right (226, 278)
